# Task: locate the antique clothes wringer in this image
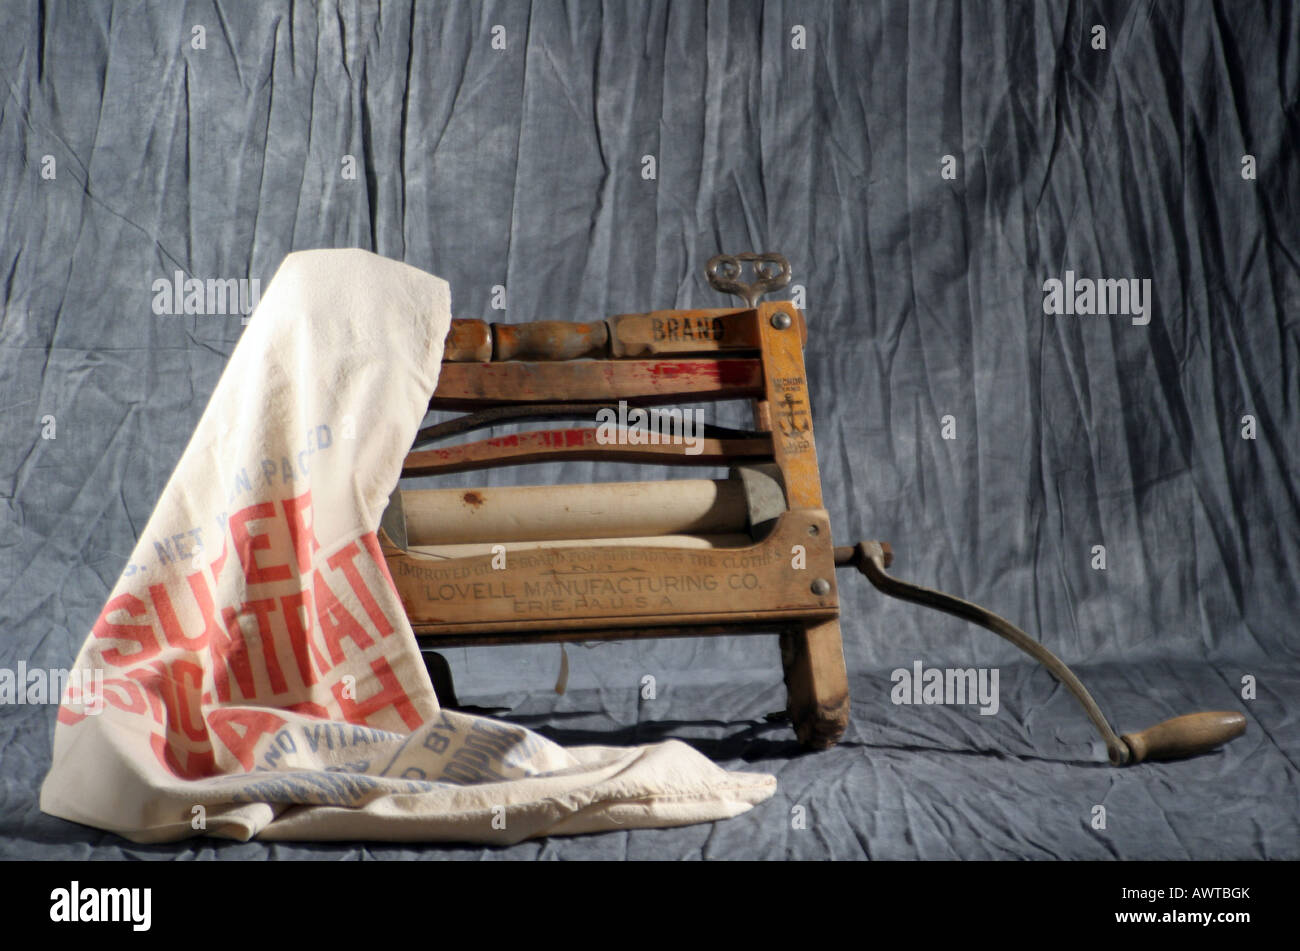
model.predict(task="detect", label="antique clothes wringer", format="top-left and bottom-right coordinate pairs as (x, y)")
top-left (378, 253), bottom-right (1245, 765)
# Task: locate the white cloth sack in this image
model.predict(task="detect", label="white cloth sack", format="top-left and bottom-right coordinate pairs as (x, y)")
top-left (40, 249), bottom-right (776, 843)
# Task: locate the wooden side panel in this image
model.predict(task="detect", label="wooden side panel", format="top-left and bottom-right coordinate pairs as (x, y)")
top-left (385, 510), bottom-right (837, 636)
top-left (429, 359), bottom-right (763, 409)
top-left (757, 302), bottom-right (851, 749)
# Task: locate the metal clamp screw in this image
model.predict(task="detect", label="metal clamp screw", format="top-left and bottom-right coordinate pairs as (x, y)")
top-left (811, 578), bottom-right (831, 596)
top-left (706, 252), bottom-right (792, 307)
top-left (771, 311), bottom-right (792, 330)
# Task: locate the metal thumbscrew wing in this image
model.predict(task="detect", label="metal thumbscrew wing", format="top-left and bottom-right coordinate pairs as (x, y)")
top-left (706, 252), bottom-right (792, 307)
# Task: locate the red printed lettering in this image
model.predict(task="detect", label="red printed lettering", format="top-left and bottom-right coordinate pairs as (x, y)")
top-left (327, 541), bottom-right (394, 637)
top-left (91, 593), bottom-right (159, 667)
top-left (150, 731), bottom-right (217, 780)
top-left (281, 589), bottom-right (327, 686)
top-left (332, 657), bottom-right (421, 730)
top-left (208, 708), bottom-right (288, 771)
top-left (240, 598), bottom-right (288, 694)
top-left (149, 570), bottom-right (222, 652)
top-left (230, 501), bottom-right (292, 585)
top-left (212, 608), bottom-right (258, 702)
top-left (313, 569), bottom-right (374, 664)
top-left (282, 490), bottom-right (321, 574)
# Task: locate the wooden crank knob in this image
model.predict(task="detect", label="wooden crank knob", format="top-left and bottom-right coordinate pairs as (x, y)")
top-left (1120, 711), bottom-right (1247, 763)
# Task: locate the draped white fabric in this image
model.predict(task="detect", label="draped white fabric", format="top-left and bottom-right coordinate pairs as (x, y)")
top-left (40, 249), bottom-right (775, 843)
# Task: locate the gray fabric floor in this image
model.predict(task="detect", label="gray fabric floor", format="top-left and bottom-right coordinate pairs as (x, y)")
top-left (2, 1), bottom-right (1296, 858)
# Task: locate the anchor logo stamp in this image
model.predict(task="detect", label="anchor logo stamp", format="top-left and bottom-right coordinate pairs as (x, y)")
top-left (777, 391), bottom-right (811, 435)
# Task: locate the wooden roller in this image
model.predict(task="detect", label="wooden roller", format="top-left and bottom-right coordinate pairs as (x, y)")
top-left (410, 533), bottom-right (753, 559)
top-left (401, 479), bottom-right (750, 546)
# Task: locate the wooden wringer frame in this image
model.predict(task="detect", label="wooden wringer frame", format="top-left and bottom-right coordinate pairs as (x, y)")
top-left (380, 252), bottom-right (850, 748)
top-left (380, 252), bottom-right (1248, 762)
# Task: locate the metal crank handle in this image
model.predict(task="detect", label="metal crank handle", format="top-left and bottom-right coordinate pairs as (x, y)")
top-left (833, 541), bottom-right (1247, 766)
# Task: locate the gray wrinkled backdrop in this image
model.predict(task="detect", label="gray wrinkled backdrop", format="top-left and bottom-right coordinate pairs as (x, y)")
top-left (1, 0), bottom-right (1296, 859)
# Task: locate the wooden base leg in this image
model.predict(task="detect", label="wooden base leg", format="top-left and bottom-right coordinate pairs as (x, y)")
top-left (421, 651), bottom-right (460, 708)
top-left (780, 619), bottom-right (850, 750)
